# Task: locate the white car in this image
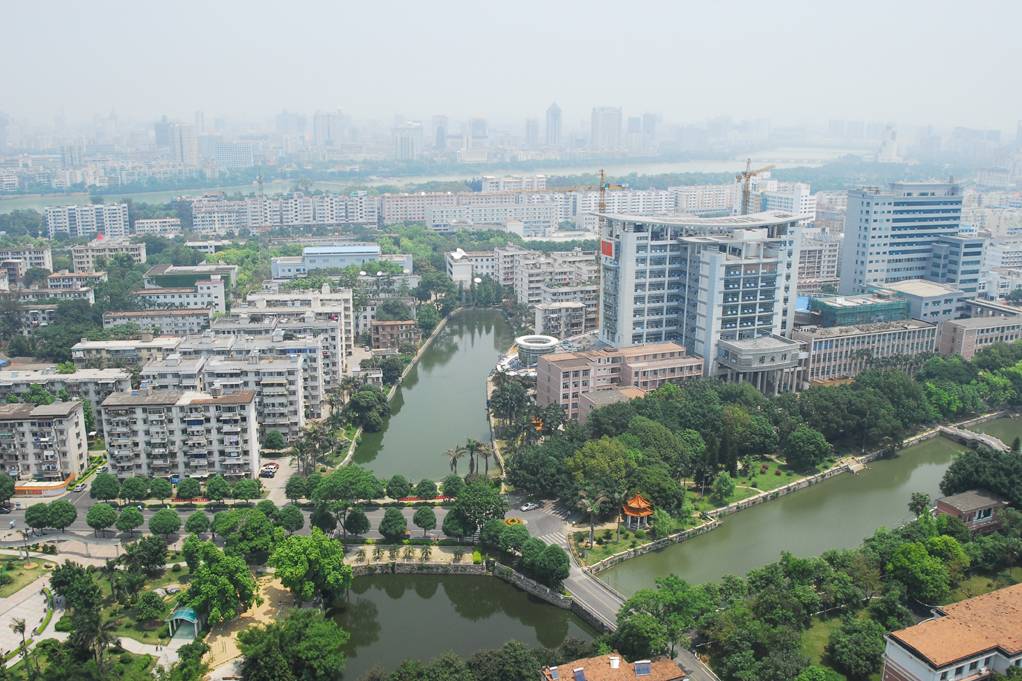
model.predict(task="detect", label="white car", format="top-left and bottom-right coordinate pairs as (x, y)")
top-left (520, 501), bottom-right (540, 512)
top-left (73, 484), bottom-right (87, 493)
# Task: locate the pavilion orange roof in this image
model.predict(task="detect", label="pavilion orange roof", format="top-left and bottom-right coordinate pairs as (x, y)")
top-left (623, 494), bottom-right (654, 517)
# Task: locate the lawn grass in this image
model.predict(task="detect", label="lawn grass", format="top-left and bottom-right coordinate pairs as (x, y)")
top-left (741, 459), bottom-right (805, 492)
top-left (0, 557), bottom-right (54, 598)
top-left (688, 485), bottom-right (760, 514)
top-left (571, 515), bottom-right (701, 565)
top-left (801, 615), bottom-right (842, 667)
top-left (96, 566), bottom-right (191, 645)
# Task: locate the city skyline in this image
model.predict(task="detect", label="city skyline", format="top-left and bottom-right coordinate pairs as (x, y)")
top-left (4, 0), bottom-right (1021, 131)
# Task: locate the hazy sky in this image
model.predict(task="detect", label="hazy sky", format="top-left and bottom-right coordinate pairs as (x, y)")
top-left (5, 0), bottom-right (1021, 130)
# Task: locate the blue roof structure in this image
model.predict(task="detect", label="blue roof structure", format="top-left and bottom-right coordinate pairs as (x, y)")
top-left (168, 607), bottom-right (200, 624)
top-left (303, 244), bottom-right (381, 256)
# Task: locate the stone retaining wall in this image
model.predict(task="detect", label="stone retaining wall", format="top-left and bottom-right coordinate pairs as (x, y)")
top-left (587, 521), bottom-right (721, 574)
top-left (351, 561), bottom-right (485, 577)
top-left (491, 562), bottom-right (615, 632)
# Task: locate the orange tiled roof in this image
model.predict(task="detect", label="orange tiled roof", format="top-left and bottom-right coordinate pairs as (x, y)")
top-left (890, 583), bottom-right (1022, 668)
top-left (623, 494), bottom-right (654, 517)
top-left (540, 654), bottom-right (685, 681)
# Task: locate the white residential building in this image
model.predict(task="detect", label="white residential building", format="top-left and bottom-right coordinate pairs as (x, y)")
top-left (480, 175), bottom-right (548, 192)
top-left (47, 270), bottom-right (107, 289)
top-left (132, 217), bottom-right (182, 236)
top-left (101, 389), bottom-right (259, 479)
top-left (133, 276), bottom-right (226, 314)
top-left (0, 367), bottom-right (131, 431)
top-left (270, 244), bottom-right (412, 279)
top-left (760, 182), bottom-right (817, 225)
top-left (201, 356), bottom-right (306, 442)
top-left (103, 308), bottom-right (212, 335)
top-left (45, 204), bottom-right (129, 239)
top-left (239, 285), bottom-right (354, 359)
top-left (0, 402), bottom-right (88, 483)
top-left (445, 249), bottom-right (498, 287)
top-left (72, 336), bottom-right (183, 368)
top-left (839, 182), bottom-right (963, 294)
top-left (71, 238), bottom-right (147, 272)
top-left (0, 246), bottom-right (53, 271)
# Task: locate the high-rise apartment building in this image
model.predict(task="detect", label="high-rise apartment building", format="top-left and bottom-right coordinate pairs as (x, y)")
top-left (0, 402), bottom-right (88, 482)
top-left (839, 182), bottom-right (963, 294)
top-left (70, 237), bottom-right (145, 271)
top-left (102, 389), bottom-right (259, 479)
top-left (545, 103), bottom-right (562, 147)
top-left (169, 123), bottom-right (198, 166)
top-left (590, 107), bottom-right (622, 152)
top-left (392, 122), bottom-right (423, 160)
top-left (46, 204), bottom-right (130, 239)
top-left (313, 110), bottom-right (345, 147)
top-left (524, 118), bottom-right (539, 148)
top-left (598, 211), bottom-right (803, 381)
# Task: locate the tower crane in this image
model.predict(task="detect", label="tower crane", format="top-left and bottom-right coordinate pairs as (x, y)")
top-left (735, 158), bottom-right (775, 215)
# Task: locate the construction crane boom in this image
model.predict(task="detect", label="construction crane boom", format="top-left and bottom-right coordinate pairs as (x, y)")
top-left (735, 158), bottom-right (775, 215)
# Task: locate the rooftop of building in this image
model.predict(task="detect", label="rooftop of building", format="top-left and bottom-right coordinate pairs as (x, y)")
top-left (889, 583), bottom-right (1022, 669)
top-left (878, 279), bottom-right (963, 298)
top-left (103, 308), bottom-right (212, 318)
top-left (941, 315), bottom-right (1022, 329)
top-left (540, 653), bottom-right (685, 681)
top-left (937, 489), bottom-right (1007, 513)
top-left (719, 335), bottom-right (800, 351)
top-left (596, 209), bottom-right (798, 228)
top-left (812, 294), bottom-right (903, 309)
top-left (795, 319), bottom-right (935, 338)
top-left (203, 356), bottom-right (302, 370)
top-left (302, 243), bottom-right (381, 256)
top-left (145, 263), bottom-right (237, 275)
top-left (72, 238), bottom-right (137, 250)
top-left (372, 319), bottom-right (417, 327)
top-left (0, 367), bottom-right (131, 382)
top-left (48, 270), bottom-right (106, 278)
top-left (141, 355), bottom-right (207, 372)
top-left (102, 389), bottom-right (255, 408)
top-left (72, 336), bottom-right (181, 350)
top-left (582, 387), bottom-right (647, 407)
top-left (0, 401), bottom-right (80, 420)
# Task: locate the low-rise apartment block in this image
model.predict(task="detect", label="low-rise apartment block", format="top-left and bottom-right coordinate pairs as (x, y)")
top-left (132, 217), bottom-right (182, 237)
top-left (0, 367), bottom-right (131, 430)
top-left (103, 308), bottom-right (213, 335)
top-left (71, 238), bottom-right (146, 272)
top-left (201, 356), bottom-right (306, 442)
top-left (446, 249), bottom-right (498, 287)
top-left (102, 389), bottom-right (259, 479)
top-left (0, 245), bottom-right (53, 272)
top-left (0, 401), bottom-right (88, 482)
top-left (536, 343), bottom-right (702, 420)
top-left (270, 244), bottom-right (412, 280)
top-left (46, 203), bottom-right (129, 239)
top-left (0, 287), bottom-right (95, 305)
top-left (881, 583), bottom-right (1022, 681)
top-left (144, 263), bottom-right (238, 288)
top-left (793, 320), bottom-right (937, 384)
top-left (371, 320), bottom-right (421, 350)
top-left (71, 335), bottom-right (182, 368)
top-left (937, 316), bottom-right (1022, 360)
top-left (238, 285), bottom-right (354, 358)
top-left (876, 280), bottom-right (967, 323)
top-left (47, 270), bottom-right (107, 289)
top-left (535, 302), bottom-right (587, 338)
top-left (134, 276), bottom-right (226, 314)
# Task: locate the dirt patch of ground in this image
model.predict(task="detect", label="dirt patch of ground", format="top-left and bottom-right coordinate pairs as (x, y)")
top-left (202, 577), bottom-right (292, 669)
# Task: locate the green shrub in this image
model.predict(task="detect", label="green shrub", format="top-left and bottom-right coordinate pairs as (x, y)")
top-left (54, 614), bottom-right (73, 632)
top-left (472, 549), bottom-right (483, 564)
top-left (171, 563), bottom-right (182, 572)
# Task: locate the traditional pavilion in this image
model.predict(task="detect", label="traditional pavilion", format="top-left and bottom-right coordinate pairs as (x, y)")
top-left (622, 494), bottom-right (653, 530)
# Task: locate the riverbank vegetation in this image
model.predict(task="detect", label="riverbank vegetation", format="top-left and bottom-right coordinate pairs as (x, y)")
top-left (613, 506), bottom-right (1022, 681)
top-left (506, 341), bottom-right (1022, 563)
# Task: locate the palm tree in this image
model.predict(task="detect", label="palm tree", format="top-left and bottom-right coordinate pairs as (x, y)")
top-left (577, 491), bottom-right (608, 548)
top-left (478, 442), bottom-right (493, 477)
top-left (464, 439), bottom-right (483, 476)
top-left (100, 559), bottom-right (119, 602)
top-left (92, 616), bottom-right (120, 677)
top-left (444, 446), bottom-right (465, 475)
top-left (11, 617), bottom-right (37, 680)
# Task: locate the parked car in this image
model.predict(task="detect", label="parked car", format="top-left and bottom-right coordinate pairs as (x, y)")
top-left (73, 484), bottom-right (87, 493)
top-left (259, 469), bottom-right (276, 479)
top-left (520, 501), bottom-right (540, 512)
top-left (262, 462), bottom-right (280, 471)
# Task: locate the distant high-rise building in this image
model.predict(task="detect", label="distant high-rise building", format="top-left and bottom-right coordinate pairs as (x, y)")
top-left (590, 106), bottom-right (622, 152)
top-left (642, 113), bottom-right (657, 150)
top-left (431, 115), bottom-right (448, 151)
top-left (60, 144), bottom-right (82, 169)
top-left (153, 116), bottom-right (172, 148)
top-left (0, 112), bottom-right (8, 151)
top-left (194, 110), bottom-right (205, 134)
top-left (275, 111), bottom-right (306, 137)
top-left (545, 103), bottom-right (562, 147)
top-left (169, 123), bottom-right (198, 166)
top-left (313, 110), bottom-right (345, 147)
top-left (392, 122), bottom-right (423, 160)
top-left (525, 118), bottom-right (539, 148)
top-left (839, 182), bottom-right (963, 294)
top-left (466, 118), bottom-right (488, 149)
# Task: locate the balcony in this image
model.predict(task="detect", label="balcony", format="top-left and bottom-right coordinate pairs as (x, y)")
top-left (150, 459), bottom-right (171, 468)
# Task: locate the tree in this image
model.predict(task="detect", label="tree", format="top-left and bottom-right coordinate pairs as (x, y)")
top-left (310, 503), bottom-right (337, 534)
top-left (25, 502), bottom-right (50, 532)
top-left (533, 544), bottom-right (571, 586)
top-left (795, 666), bottom-right (843, 681)
top-left (238, 609), bottom-right (349, 681)
top-left (442, 509), bottom-right (471, 540)
top-left (10, 617), bottom-right (35, 680)
top-left (185, 540), bottom-right (259, 624)
top-left (134, 590), bottom-right (167, 622)
top-left (149, 508), bottom-right (182, 539)
top-left (218, 508), bottom-right (283, 562)
top-left (119, 476), bottom-right (149, 502)
top-left (285, 475), bottom-right (308, 504)
top-left (710, 471), bottom-right (736, 505)
top-left (343, 508), bottom-right (370, 537)
top-left (614, 611), bottom-right (670, 659)
top-left (233, 478), bottom-right (262, 503)
top-left (445, 446), bottom-right (466, 475)
top-left (86, 503), bottom-right (117, 536)
top-left (185, 510), bottom-right (211, 535)
top-left (89, 473), bottom-right (120, 502)
top-left (0, 472), bottom-right (15, 506)
top-left (908, 492), bottom-right (931, 517)
top-left (827, 618), bottom-right (886, 680)
top-left (453, 481), bottom-right (508, 533)
top-left (176, 477), bottom-right (202, 501)
top-left (442, 474), bottom-right (465, 498)
top-left (115, 506), bottom-right (144, 536)
top-left (783, 425), bottom-right (832, 471)
top-left (500, 523), bottom-right (530, 554)
top-left (412, 506), bottom-right (437, 536)
top-left (379, 507), bottom-right (407, 541)
top-left (887, 542), bottom-right (951, 603)
top-left (277, 504), bottom-right (305, 534)
top-left (205, 474), bottom-right (232, 504)
top-left (345, 387), bottom-right (391, 432)
top-left (123, 535), bottom-right (168, 575)
top-left (149, 478), bottom-right (173, 503)
top-left (940, 446), bottom-right (1022, 507)
top-left (262, 430), bottom-right (287, 450)
top-left (386, 474), bottom-right (411, 500)
top-left (270, 529), bottom-right (353, 604)
top-left (414, 479), bottom-right (437, 500)
top-left (47, 499), bottom-right (77, 531)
